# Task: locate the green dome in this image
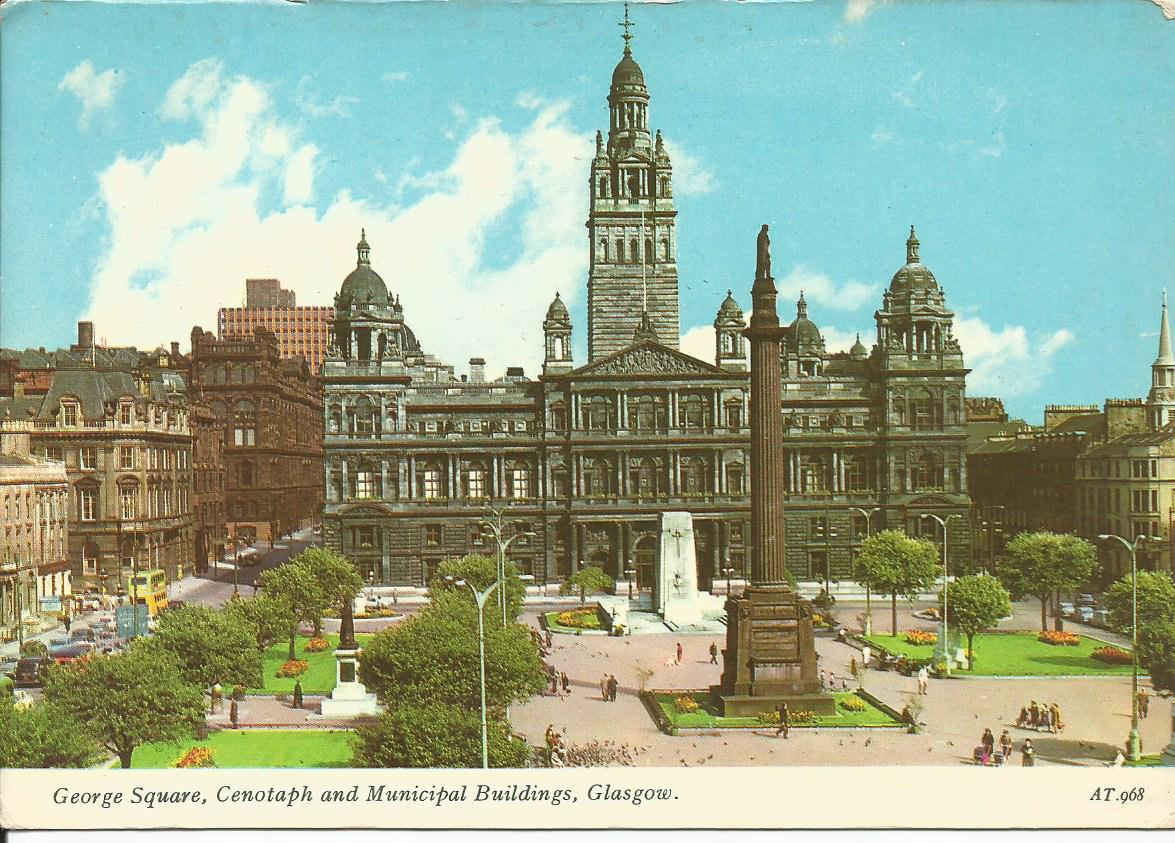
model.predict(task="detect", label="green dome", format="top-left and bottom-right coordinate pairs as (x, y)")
top-left (788, 293), bottom-right (823, 349)
top-left (338, 229), bottom-right (390, 307)
top-left (611, 51), bottom-right (645, 89)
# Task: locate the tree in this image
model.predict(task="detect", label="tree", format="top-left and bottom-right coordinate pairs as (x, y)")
top-left (997, 532), bottom-right (1097, 630)
top-left (431, 554), bottom-right (526, 623)
top-left (224, 592), bottom-right (290, 652)
top-left (0, 696), bottom-right (102, 768)
top-left (854, 530), bottom-right (940, 635)
top-left (941, 574), bottom-right (1012, 668)
top-left (1102, 570), bottom-right (1175, 635)
top-left (43, 644), bottom-right (205, 768)
top-left (560, 565), bottom-right (614, 604)
top-left (296, 547), bottom-right (364, 634)
top-left (351, 702), bottom-right (528, 768)
top-left (148, 605), bottom-right (262, 702)
top-left (261, 560), bottom-right (327, 660)
top-left (359, 590), bottom-right (546, 712)
top-left (1137, 620), bottom-right (1175, 693)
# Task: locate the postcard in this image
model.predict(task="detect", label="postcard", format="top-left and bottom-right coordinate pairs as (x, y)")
top-left (1, 0), bottom-right (1173, 832)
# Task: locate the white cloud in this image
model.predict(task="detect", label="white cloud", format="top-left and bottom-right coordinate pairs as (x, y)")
top-left (663, 140), bottom-right (716, 196)
top-left (843, 0), bottom-right (890, 23)
top-left (819, 325), bottom-right (870, 356)
top-left (954, 317), bottom-right (1074, 397)
top-left (294, 76), bottom-right (357, 118)
top-left (283, 144), bottom-right (318, 204)
top-left (775, 265), bottom-right (878, 312)
top-left (82, 61), bottom-right (592, 382)
top-left (58, 60), bottom-right (124, 129)
top-left (680, 324), bottom-right (719, 366)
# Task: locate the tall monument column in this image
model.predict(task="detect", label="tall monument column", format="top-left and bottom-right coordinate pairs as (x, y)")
top-left (714, 225), bottom-right (832, 716)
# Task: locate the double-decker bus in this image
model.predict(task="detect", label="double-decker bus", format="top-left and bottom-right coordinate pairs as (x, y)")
top-left (125, 569), bottom-right (168, 617)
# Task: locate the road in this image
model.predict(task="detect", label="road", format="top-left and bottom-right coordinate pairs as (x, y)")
top-left (169, 527), bottom-right (322, 608)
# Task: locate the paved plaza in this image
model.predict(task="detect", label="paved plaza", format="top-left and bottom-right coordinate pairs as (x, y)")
top-left (512, 607), bottom-right (1169, 767)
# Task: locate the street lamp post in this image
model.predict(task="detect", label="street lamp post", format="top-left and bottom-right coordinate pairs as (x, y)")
top-left (849, 506), bottom-right (881, 636)
top-left (921, 512), bottom-right (961, 676)
top-left (481, 508), bottom-right (534, 627)
top-left (1097, 532), bottom-right (1154, 762)
top-left (448, 576), bottom-right (498, 769)
top-left (624, 566), bottom-right (636, 600)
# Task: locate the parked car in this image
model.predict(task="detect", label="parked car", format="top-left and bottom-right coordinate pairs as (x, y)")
top-left (1090, 608), bottom-right (1112, 628)
top-left (9, 656), bottom-right (50, 688)
top-left (1059, 602), bottom-right (1075, 618)
top-left (1076, 593), bottom-right (1098, 607)
top-left (49, 643), bottom-right (94, 664)
top-left (69, 626), bottom-right (96, 643)
top-left (1075, 606), bottom-right (1095, 623)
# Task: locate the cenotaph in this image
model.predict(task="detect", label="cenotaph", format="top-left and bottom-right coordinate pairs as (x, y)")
top-left (318, 598), bottom-right (380, 717)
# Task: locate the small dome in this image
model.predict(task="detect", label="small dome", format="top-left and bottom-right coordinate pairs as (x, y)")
top-left (890, 225), bottom-right (939, 293)
top-left (716, 290), bottom-right (743, 321)
top-left (850, 333), bottom-right (868, 359)
top-left (611, 51), bottom-right (645, 89)
top-left (339, 265), bottom-right (389, 307)
top-left (788, 292), bottom-right (823, 350)
top-left (338, 229), bottom-right (390, 307)
top-left (545, 292), bottom-right (570, 323)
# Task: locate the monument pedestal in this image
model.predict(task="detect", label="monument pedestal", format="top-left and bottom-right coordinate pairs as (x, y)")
top-left (318, 646), bottom-right (380, 718)
top-left (657, 512), bottom-right (705, 627)
top-left (712, 584), bottom-right (835, 716)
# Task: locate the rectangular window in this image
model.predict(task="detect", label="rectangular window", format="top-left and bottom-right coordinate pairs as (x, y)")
top-left (423, 469), bottom-right (442, 499)
top-left (511, 468), bottom-right (529, 499)
top-left (425, 525), bottom-right (441, 546)
top-left (1152, 490), bottom-right (1159, 512)
top-left (357, 526), bottom-right (376, 548)
top-left (119, 446), bottom-right (135, 470)
top-left (79, 488), bottom-right (96, 522)
top-left (809, 516), bottom-right (827, 539)
top-left (1152, 460), bottom-right (1159, 478)
top-left (355, 471), bottom-right (375, 499)
top-left (119, 487), bottom-right (137, 520)
top-left (80, 447), bottom-right (96, 470)
top-left (466, 469), bottom-right (486, 499)
top-left (119, 403), bottom-right (132, 424)
top-left (62, 403), bottom-right (78, 426)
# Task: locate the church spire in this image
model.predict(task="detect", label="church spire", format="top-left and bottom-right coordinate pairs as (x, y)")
top-left (620, 2), bottom-right (634, 56)
top-left (357, 228), bottom-right (371, 266)
top-left (1157, 290), bottom-right (1174, 366)
top-left (906, 225), bottom-right (920, 264)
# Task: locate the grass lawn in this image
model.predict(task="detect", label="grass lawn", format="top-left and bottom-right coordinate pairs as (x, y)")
top-left (654, 691), bottom-right (903, 730)
top-left (544, 608), bottom-right (607, 635)
top-left (1125, 754), bottom-right (1163, 767)
top-left (131, 729), bottom-right (354, 768)
top-left (250, 633), bottom-right (374, 695)
top-left (863, 632), bottom-right (1134, 676)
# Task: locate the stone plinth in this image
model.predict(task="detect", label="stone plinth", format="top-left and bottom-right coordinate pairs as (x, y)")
top-left (657, 512), bottom-right (704, 627)
top-left (318, 647), bottom-right (379, 717)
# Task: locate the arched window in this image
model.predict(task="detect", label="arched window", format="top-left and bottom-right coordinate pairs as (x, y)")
top-left (629, 456), bottom-right (662, 497)
top-left (584, 396), bottom-right (612, 431)
top-left (910, 389), bottom-right (940, 431)
top-left (583, 457), bottom-right (613, 497)
top-left (598, 176), bottom-right (608, 198)
top-left (550, 402), bottom-right (566, 431)
top-left (680, 456), bottom-right (709, 496)
top-left (681, 394), bottom-right (708, 430)
top-left (328, 404), bottom-right (342, 434)
top-left (725, 463), bottom-right (745, 495)
top-left (232, 400), bottom-right (256, 447)
top-left (616, 240), bottom-right (625, 263)
top-left (599, 239), bottom-right (609, 262)
top-left (911, 452), bottom-right (943, 490)
top-left (630, 239), bottom-right (639, 263)
top-left (355, 396), bottom-right (377, 434)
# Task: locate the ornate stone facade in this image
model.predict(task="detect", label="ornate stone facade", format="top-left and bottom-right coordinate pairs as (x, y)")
top-left (319, 29), bottom-right (974, 589)
top-left (188, 327), bottom-right (323, 545)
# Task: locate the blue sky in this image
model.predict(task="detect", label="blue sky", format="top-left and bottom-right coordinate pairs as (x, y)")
top-left (1, 0), bottom-right (1173, 422)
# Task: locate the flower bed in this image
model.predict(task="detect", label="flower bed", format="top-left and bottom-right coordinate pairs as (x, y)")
top-left (174, 746), bottom-right (216, 768)
top-left (1091, 646), bottom-right (1133, 665)
top-left (646, 690), bottom-right (903, 732)
top-left (838, 696), bottom-right (867, 713)
top-left (555, 607), bottom-right (603, 630)
top-left (304, 637), bottom-right (330, 653)
top-left (276, 659), bottom-right (309, 678)
top-left (904, 630), bottom-right (938, 646)
top-left (1037, 630), bottom-right (1080, 646)
top-left (673, 696), bottom-right (699, 713)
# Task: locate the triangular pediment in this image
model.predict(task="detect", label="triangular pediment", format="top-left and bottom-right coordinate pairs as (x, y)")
top-left (572, 340), bottom-right (725, 378)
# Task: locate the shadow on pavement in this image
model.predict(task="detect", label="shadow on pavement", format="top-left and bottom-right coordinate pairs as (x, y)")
top-left (1030, 736), bottom-right (1122, 765)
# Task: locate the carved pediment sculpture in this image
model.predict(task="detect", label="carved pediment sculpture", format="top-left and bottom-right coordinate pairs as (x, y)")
top-left (578, 343), bottom-right (720, 377)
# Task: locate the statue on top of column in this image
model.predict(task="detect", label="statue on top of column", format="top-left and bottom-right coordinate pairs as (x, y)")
top-left (755, 224), bottom-right (771, 281)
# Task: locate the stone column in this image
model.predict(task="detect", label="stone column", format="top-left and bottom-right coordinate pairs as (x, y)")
top-left (747, 226), bottom-right (787, 585)
top-left (380, 460), bottom-right (388, 500)
top-left (713, 449), bottom-right (722, 494)
top-left (491, 456), bottom-right (498, 500)
top-left (408, 455), bottom-right (415, 499)
top-left (341, 460), bottom-right (350, 501)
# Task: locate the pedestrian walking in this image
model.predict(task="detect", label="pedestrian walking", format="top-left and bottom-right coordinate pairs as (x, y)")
top-left (600, 674), bottom-right (609, 701)
top-left (560, 671), bottom-right (571, 695)
top-left (1020, 738), bottom-right (1035, 767)
top-left (676, 642), bottom-right (683, 665)
top-left (917, 665), bottom-right (929, 695)
top-left (545, 630), bottom-right (553, 649)
top-left (1139, 689), bottom-right (1150, 719)
top-left (861, 645), bottom-right (871, 669)
top-left (293, 680), bottom-right (304, 709)
top-left (709, 642), bottom-right (719, 665)
top-left (229, 699), bottom-right (239, 730)
top-left (819, 669), bottom-right (826, 690)
top-left (1050, 702), bottom-right (1064, 732)
top-left (63, 615), bottom-right (71, 634)
top-left (607, 674), bottom-right (618, 702)
top-left (775, 702), bottom-right (790, 739)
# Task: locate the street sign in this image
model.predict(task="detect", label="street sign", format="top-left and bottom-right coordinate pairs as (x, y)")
top-left (115, 604), bottom-right (150, 638)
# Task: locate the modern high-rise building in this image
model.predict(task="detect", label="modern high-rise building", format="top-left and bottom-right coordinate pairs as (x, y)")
top-left (218, 279), bottom-right (334, 374)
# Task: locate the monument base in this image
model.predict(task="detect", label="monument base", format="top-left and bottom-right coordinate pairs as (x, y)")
top-left (319, 693), bottom-right (380, 718)
top-left (710, 687), bottom-right (837, 717)
top-left (718, 584), bottom-right (823, 704)
top-left (319, 645), bottom-right (380, 717)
